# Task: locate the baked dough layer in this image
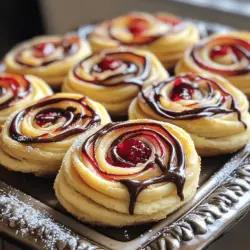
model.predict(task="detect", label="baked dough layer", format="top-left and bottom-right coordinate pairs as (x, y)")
top-left (54, 119), bottom-right (200, 226)
top-left (129, 73), bottom-right (250, 156)
top-left (63, 47), bottom-right (168, 116)
top-left (0, 73), bottom-right (52, 126)
top-left (4, 34), bottom-right (91, 88)
top-left (89, 12), bottom-right (199, 69)
top-left (0, 93), bottom-right (110, 176)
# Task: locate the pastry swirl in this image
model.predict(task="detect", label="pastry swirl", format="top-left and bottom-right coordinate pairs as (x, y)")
top-left (0, 73), bottom-right (52, 125)
top-left (4, 34), bottom-right (91, 88)
top-left (89, 12), bottom-right (199, 69)
top-left (63, 47), bottom-right (168, 116)
top-left (129, 73), bottom-right (250, 156)
top-left (175, 32), bottom-right (250, 96)
top-left (54, 119), bottom-right (200, 226)
top-left (0, 93), bottom-right (110, 176)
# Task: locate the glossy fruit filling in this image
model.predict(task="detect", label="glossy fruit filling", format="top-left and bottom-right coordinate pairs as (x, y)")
top-left (210, 45), bottom-right (235, 59)
top-left (107, 138), bottom-right (152, 168)
top-left (116, 138), bottom-right (151, 164)
top-left (170, 78), bottom-right (197, 101)
top-left (128, 18), bottom-right (149, 36)
top-left (35, 110), bottom-right (63, 127)
top-left (33, 42), bottom-right (56, 58)
top-left (97, 56), bottom-right (122, 72)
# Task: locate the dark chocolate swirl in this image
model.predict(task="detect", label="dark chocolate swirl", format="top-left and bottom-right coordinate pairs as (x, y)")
top-left (81, 122), bottom-right (186, 215)
top-left (140, 73), bottom-right (246, 128)
top-left (10, 96), bottom-right (101, 143)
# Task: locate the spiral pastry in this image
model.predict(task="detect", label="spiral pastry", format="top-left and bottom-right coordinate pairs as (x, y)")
top-left (0, 93), bottom-right (110, 176)
top-left (4, 34), bottom-right (91, 88)
top-left (63, 47), bottom-right (168, 116)
top-left (54, 119), bottom-right (200, 226)
top-left (129, 73), bottom-right (250, 156)
top-left (175, 32), bottom-right (250, 96)
top-left (89, 12), bottom-right (199, 69)
top-left (0, 73), bottom-right (52, 126)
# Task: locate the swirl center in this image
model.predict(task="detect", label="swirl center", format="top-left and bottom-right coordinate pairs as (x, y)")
top-left (107, 138), bottom-right (152, 168)
top-left (210, 45), bottom-right (238, 64)
top-left (35, 108), bottom-right (66, 127)
top-left (35, 107), bottom-right (81, 128)
top-left (170, 78), bottom-right (198, 101)
top-left (116, 138), bottom-right (151, 165)
top-left (96, 56), bottom-right (122, 72)
top-left (128, 18), bottom-right (149, 36)
top-left (33, 42), bottom-right (56, 58)
top-left (15, 36), bottom-right (80, 67)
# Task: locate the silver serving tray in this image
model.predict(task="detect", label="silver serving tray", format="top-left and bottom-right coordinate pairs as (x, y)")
top-left (1, 6), bottom-right (250, 250)
top-left (1, 144), bottom-right (250, 250)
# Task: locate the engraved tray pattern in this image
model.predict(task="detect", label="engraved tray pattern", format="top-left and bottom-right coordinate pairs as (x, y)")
top-left (1, 20), bottom-right (250, 250)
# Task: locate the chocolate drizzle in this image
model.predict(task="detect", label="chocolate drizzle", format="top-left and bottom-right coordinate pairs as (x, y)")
top-left (9, 97), bottom-right (101, 143)
top-left (73, 51), bottom-right (151, 89)
top-left (141, 74), bottom-right (246, 128)
top-left (15, 36), bottom-right (80, 68)
top-left (0, 74), bottom-right (31, 110)
top-left (191, 36), bottom-right (250, 76)
top-left (81, 122), bottom-right (186, 215)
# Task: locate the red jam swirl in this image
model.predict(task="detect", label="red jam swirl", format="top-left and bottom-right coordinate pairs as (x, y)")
top-left (191, 37), bottom-right (250, 76)
top-left (0, 74), bottom-right (31, 110)
top-left (82, 122), bottom-right (186, 215)
top-left (9, 97), bottom-right (101, 143)
top-left (73, 51), bottom-right (151, 88)
top-left (15, 36), bottom-right (81, 67)
top-left (141, 74), bottom-right (246, 128)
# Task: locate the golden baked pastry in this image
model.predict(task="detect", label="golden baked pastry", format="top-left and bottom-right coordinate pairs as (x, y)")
top-left (0, 73), bottom-right (52, 126)
top-left (63, 47), bottom-right (168, 116)
top-left (0, 93), bottom-right (110, 176)
top-left (89, 12), bottom-right (199, 69)
top-left (54, 119), bottom-right (200, 226)
top-left (4, 34), bottom-right (91, 88)
top-left (176, 32), bottom-right (250, 96)
top-left (129, 73), bottom-right (250, 156)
